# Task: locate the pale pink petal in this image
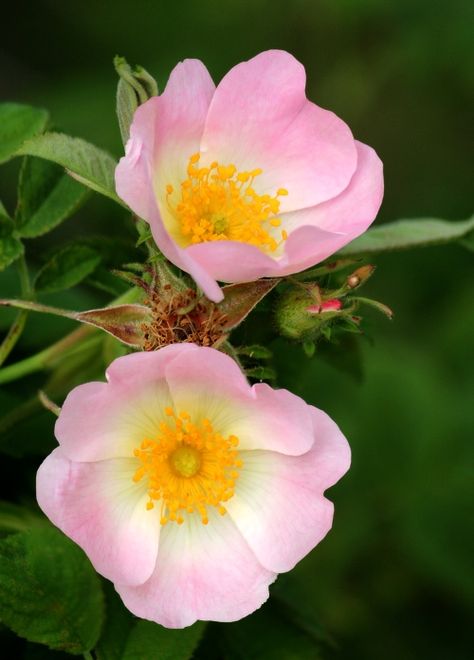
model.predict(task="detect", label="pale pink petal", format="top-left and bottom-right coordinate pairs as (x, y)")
top-left (186, 227), bottom-right (342, 282)
top-left (55, 346), bottom-right (190, 462)
top-left (115, 509), bottom-right (275, 628)
top-left (278, 225), bottom-right (349, 276)
top-left (226, 408), bottom-right (351, 573)
top-left (248, 383), bottom-right (315, 455)
top-left (164, 347), bottom-right (314, 455)
top-left (115, 60), bottom-right (223, 302)
top-left (186, 240), bottom-right (277, 282)
top-left (277, 141), bottom-right (384, 272)
top-left (115, 59), bottom-right (215, 217)
top-left (36, 448), bottom-right (160, 586)
top-left (201, 50), bottom-right (357, 212)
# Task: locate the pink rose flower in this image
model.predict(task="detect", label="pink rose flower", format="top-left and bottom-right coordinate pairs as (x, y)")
top-left (115, 50), bottom-right (384, 302)
top-left (36, 344), bottom-right (350, 628)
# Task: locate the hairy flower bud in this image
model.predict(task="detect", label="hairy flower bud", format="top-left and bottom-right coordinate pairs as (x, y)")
top-left (275, 286), bottom-right (342, 341)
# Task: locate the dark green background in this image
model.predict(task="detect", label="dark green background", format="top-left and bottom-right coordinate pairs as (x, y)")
top-left (1, 1), bottom-right (473, 658)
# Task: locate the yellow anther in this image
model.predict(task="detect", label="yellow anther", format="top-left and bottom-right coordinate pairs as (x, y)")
top-left (281, 229), bottom-right (288, 240)
top-left (165, 154), bottom-right (289, 253)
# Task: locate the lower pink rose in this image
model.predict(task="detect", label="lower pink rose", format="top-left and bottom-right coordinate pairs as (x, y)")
top-left (36, 344), bottom-right (350, 628)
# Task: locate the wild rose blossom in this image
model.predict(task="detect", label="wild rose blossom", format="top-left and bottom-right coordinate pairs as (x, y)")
top-left (116, 50), bottom-right (383, 302)
top-left (36, 344), bottom-right (350, 628)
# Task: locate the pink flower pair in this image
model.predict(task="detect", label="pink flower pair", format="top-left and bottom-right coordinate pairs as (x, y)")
top-left (37, 50), bottom-right (383, 628)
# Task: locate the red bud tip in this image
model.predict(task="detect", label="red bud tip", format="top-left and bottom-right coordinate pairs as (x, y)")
top-left (307, 298), bottom-right (342, 314)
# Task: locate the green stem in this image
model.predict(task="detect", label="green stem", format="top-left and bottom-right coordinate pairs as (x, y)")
top-left (0, 325), bottom-right (97, 386)
top-left (83, 652), bottom-right (94, 660)
top-left (0, 255), bottom-right (32, 367)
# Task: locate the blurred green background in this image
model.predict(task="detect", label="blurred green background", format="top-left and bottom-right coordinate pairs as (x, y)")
top-left (1, 0), bottom-right (473, 658)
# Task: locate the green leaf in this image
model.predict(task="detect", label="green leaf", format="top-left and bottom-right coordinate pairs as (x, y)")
top-left (0, 103), bottom-right (49, 164)
top-left (340, 216), bottom-right (474, 255)
top-left (221, 605), bottom-right (322, 660)
top-left (0, 212), bottom-right (23, 272)
top-left (16, 132), bottom-right (121, 205)
top-left (16, 157), bottom-right (90, 238)
top-left (35, 244), bottom-right (101, 293)
top-left (0, 236), bottom-right (24, 272)
top-left (95, 584), bottom-right (135, 660)
top-left (0, 501), bottom-right (42, 534)
top-left (0, 525), bottom-right (104, 654)
top-left (122, 621), bottom-right (205, 660)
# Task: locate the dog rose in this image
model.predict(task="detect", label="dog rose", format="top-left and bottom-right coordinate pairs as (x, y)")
top-left (36, 344), bottom-right (350, 628)
top-left (115, 50), bottom-right (383, 302)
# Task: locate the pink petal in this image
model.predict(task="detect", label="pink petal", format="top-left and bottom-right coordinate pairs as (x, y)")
top-left (55, 346), bottom-right (189, 462)
top-left (201, 50), bottom-right (357, 212)
top-left (116, 59), bottom-right (215, 219)
top-left (187, 240), bottom-right (277, 283)
top-left (226, 408), bottom-right (351, 573)
top-left (163, 346), bottom-right (314, 455)
top-left (36, 448), bottom-right (160, 586)
top-left (115, 60), bottom-right (223, 302)
top-left (115, 509), bottom-right (275, 628)
top-left (277, 141), bottom-right (384, 272)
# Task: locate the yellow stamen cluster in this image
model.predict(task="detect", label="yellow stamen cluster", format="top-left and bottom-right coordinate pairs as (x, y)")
top-left (132, 407), bottom-right (242, 526)
top-left (166, 153), bottom-right (288, 252)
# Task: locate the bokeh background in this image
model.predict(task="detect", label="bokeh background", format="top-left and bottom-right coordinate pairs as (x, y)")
top-left (1, 1), bottom-right (472, 658)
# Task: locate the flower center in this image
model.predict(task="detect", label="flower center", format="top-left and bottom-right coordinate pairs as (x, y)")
top-left (166, 153), bottom-right (288, 252)
top-left (132, 407), bottom-right (242, 525)
top-left (169, 445), bottom-right (201, 478)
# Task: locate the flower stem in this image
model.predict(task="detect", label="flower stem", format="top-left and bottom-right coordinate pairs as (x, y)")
top-left (0, 255), bottom-right (32, 367)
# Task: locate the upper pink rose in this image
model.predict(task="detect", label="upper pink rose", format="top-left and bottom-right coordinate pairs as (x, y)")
top-left (36, 344), bottom-right (350, 628)
top-left (115, 49), bottom-right (383, 303)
